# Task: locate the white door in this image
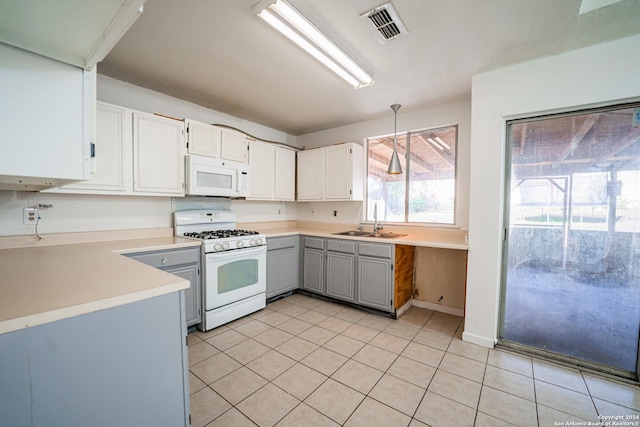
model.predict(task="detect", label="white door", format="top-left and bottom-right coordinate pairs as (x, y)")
top-left (297, 149), bottom-right (324, 200)
top-left (187, 119), bottom-right (220, 158)
top-left (220, 128), bottom-right (247, 163)
top-left (274, 147), bottom-right (295, 201)
top-left (248, 140), bottom-right (274, 199)
top-left (133, 112), bottom-right (185, 195)
top-left (61, 102), bottom-right (129, 192)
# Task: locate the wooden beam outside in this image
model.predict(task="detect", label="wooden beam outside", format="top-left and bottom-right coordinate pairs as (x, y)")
top-left (552, 114), bottom-right (600, 168)
top-left (595, 127), bottom-right (640, 163)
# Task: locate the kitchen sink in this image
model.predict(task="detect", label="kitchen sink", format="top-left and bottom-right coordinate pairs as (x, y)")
top-left (332, 230), bottom-right (370, 236)
top-left (332, 231), bottom-right (407, 239)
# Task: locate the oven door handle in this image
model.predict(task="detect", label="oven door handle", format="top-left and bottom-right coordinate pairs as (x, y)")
top-left (206, 245), bottom-right (266, 260)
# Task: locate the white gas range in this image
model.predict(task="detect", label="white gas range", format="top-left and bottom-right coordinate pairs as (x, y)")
top-left (174, 210), bottom-right (266, 331)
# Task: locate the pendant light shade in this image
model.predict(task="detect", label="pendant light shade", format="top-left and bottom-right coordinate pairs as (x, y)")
top-left (387, 103), bottom-right (403, 174)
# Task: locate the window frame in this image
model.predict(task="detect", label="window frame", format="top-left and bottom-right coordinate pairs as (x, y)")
top-left (364, 123), bottom-right (459, 227)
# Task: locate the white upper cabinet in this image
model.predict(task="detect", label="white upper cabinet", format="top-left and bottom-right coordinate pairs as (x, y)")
top-left (0, 0), bottom-right (144, 70)
top-left (248, 140), bottom-right (275, 199)
top-left (274, 147), bottom-right (296, 201)
top-left (133, 111), bottom-right (185, 196)
top-left (0, 43), bottom-right (94, 191)
top-left (220, 129), bottom-right (248, 163)
top-left (186, 119), bottom-right (220, 158)
top-left (48, 103), bottom-right (186, 197)
top-left (60, 102), bottom-right (130, 192)
top-left (248, 141), bottom-right (296, 201)
top-left (297, 149), bottom-right (325, 201)
top-left (325, 143), bottom-right (364, 200)
top-left (297, 143), bottom-right (363, 201)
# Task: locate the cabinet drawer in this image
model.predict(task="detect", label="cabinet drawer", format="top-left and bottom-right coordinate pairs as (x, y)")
top-left (327, 240), bottom-right (355, 254)
top-left (358, 243), bottom-right (392, 259)
top-left (267, 236), bottom-right (298, 251)
top-left (126, 247), bottom-right (200, 269)
top-left (303, 237), bottom-right (325, 250)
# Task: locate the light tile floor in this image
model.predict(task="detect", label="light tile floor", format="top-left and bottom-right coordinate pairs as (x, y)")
top-left (188, 294), bottom-right (640, 427)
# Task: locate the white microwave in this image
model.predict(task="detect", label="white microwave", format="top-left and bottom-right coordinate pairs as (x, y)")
top-left (185, 154), bottom-right (249, 197)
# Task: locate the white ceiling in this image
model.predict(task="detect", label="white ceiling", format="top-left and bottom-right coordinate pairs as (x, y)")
top-left (98, 0), bottom-right (640, 136)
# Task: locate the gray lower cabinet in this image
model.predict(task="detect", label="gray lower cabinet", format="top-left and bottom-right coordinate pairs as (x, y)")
top-left (356, 242), bottom-right (394, 312)
top-left (302, 237), bottom-right (325, 293)
top-left (300, 236), bottom-right (395, 313)
top-left (0, 292), bottom-right (190, 427)
top-left (126, 246), bottom-right (202, 327)
top-left (326, 239), bottom-right (356, 302)
top-left (266, 236), bottom-right (299, 298)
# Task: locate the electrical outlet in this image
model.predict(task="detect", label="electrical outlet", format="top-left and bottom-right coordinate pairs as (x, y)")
top-left (278, 209), bottom-right (281, 215)
top-left (311, 209), bottom-right (316, 216)
top-left (333, 210), bottom-right (337, 217)
top-left (23, 208), bottom-right (38, 225)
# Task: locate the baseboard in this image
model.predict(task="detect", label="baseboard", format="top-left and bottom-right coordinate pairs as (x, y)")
top-left (462, 331), bottom-right (496, 348)
top-left (395, 299), bottom-right (412, 317)
top-left (410, 299), bottom-right (464, 317)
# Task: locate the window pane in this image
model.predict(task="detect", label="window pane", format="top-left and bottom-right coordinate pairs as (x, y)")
top-left (408, 127), bottom-right (456, 223)
top-left (366, 124), bottom-right (457, 224)
top-left (366, 134), bottom-right (406, 222)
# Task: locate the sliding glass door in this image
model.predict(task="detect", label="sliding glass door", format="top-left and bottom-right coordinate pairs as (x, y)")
top-left (500, 103), bottom-right (640, 379)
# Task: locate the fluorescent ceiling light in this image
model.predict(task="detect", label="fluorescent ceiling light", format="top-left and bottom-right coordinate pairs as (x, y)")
top-left (434, 136), bottom-right (450, 150)
top-left (427, 138), bottom-right (444, 150)
top-left (256, 0), bottom-right (374, 88)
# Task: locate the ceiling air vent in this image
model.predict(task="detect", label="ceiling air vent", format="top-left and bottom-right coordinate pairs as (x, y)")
top-left (361, 2), bottom-right (408, 44)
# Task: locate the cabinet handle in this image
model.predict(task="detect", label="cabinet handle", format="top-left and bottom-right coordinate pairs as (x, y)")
top-left (162, 258), bottom-right (168, 264)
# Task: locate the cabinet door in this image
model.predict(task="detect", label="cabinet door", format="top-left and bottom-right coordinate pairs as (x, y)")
top-left (297, 149), bottom-right (324, 200)
top-left (133, 112), bottom-right (185, 195)
top-left (326, 252), bottom-right (355, 302)
top-left (187, 119), bottom-right (220, 158)
top-left (325, 144), bottom-right (352, 199)
top-left (267, 248), bottom-right (297, 298)
top-left (167, 264), bottom-right (201, 327)
top-left (302, 248), bottom-right (324, 293)
top-left (60, 102), bottom-right (130, 192)
top-left (274, 147), bottom-right (296, 201)
top-left (248, 140), bottom-right (275, 199)
top-left (357, 255), bottom-right (393, 311)
top-left (220, 128), bottom-right (247, 163)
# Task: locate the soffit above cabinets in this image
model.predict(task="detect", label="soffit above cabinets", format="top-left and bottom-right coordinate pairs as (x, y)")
top-left (0, 0), bottom-right (144, 70)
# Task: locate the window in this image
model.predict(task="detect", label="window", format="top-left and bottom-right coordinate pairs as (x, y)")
top-left (366, 125), bottom-right (458, 224)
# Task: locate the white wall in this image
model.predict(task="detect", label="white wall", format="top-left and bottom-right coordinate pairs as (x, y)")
top-left (464, 34), bottom-right (640, 348)
top-left (0, 191), bottom-right (171, 236)
top-left (296, 99), bottom-right (471, 230)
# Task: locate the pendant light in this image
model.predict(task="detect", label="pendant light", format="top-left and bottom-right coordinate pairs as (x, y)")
top-left (387, 103), bottom-right (403, 174)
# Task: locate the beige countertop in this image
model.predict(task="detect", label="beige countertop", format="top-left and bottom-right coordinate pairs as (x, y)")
top-left (0, 229), bottom-right (201, 335)
top-left (241, 221), bottom-right (469, 250)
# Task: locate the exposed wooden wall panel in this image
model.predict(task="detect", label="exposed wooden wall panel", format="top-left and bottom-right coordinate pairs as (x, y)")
top-left (394, 244), bottom-right (415, 309)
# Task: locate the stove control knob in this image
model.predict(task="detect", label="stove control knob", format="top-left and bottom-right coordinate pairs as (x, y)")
top-left (255, 238), bottom-right (264, 246)
top-left (214, 243), bottom-right (223, 252)
top-left (236, 241), bottom-right (244, 248)
top-left (222, 242), bottom-right (230, 251)
top-left (249, 239), bottom-right (256, 246)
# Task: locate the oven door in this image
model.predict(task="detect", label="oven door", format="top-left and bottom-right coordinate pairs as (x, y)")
top-left (204, 245), bottom-right (266, 310)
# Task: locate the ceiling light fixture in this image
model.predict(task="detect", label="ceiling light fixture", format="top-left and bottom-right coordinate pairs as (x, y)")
top-left (387, 103), bottom-right (403, 174)
top-left (434, 136), bottom-right (450, 150)
top-left (427, 138), bottom-right (444, 150)
top-left (255, 0), bottom-right (374, 88)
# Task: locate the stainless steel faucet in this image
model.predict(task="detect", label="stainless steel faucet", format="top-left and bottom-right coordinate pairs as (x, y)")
top-left (373, 203), bottom-right (383, 233)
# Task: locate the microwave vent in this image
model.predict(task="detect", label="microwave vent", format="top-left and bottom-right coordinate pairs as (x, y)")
top-left (361, 2), bottom-right (408, 43)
